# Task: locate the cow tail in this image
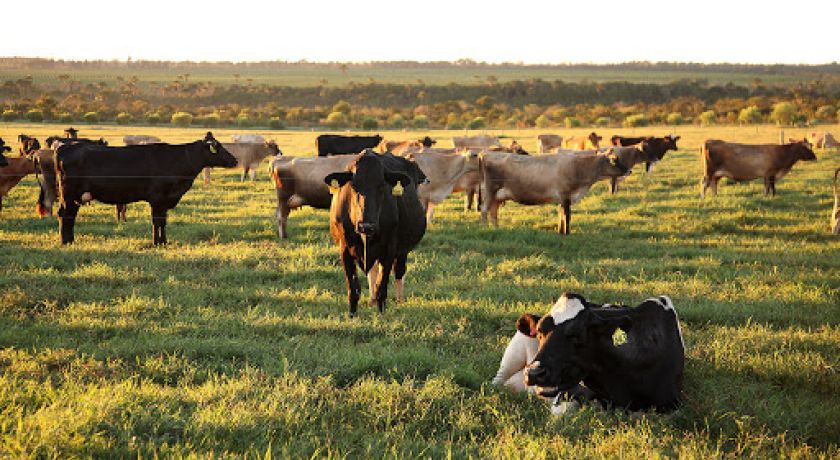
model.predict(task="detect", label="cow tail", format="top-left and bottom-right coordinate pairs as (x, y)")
top-left (478, 153), bottom-right (484, 211)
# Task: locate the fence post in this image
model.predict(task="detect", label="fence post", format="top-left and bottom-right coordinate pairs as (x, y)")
top-left (779, 129), bottom-right (784, 145)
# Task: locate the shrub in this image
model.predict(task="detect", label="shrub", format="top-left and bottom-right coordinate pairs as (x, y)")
top-left (326, 111), bottom-right (349, 129)
top-left (58, 112), bottom-right (74, 123)
top-left (738, 106), bottom-right (762, 125)
top-left (236, 114), bottom-right (252, 127)
top-left (447, 121), bottom-right (464, 130)
top-left (171, 111), bottom-right (193, 127)
top-left (82, 111), bottom-right (99, 123)
top-left (412, 115), bottom-right (429, 129)
top-left (770, 102), bottom-right (796, 126)
top-left (146, 111), bottom-right (161, 125)
top-left (202, 113), bottom-right (221, 127)
top-left (699, 111), bottom-right (716, 126)
top-left (2, 109), bottom-right (18, 121)
top-left (116, 112), bottom-right (133, 125)
top-left (814, 105), bottom-right (835, 124)
top-left (534, 115), bottom-right (550, 128)
top-left (388, 114), bottom-right (405, 129)
top-left (467, 117), bottom-right (485, 130)
top-left (268, 117), bottom-right (285, 129)
top-left (666, 113), bottom-right (684, 125)
top-left (624, 114), bottom-right (649, 127)
top-left (564, 116), bottom-right (581, 128)
top-left (360, 117), bottom-right (379, 130)
top-left (595, 116), bottom-right (611, 127)
top-left (332, 100), bottom-right (351, 115)
top-left (26, 109), bottom-right (44, 122)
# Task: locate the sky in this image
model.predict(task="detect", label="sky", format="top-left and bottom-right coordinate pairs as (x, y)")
top-left (2, 0), bottom-right (838, 64)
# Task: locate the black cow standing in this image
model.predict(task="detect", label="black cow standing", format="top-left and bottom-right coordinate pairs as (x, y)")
top-left (55, 132), bottom-right (237, 245)
top-left (324, 150), bottom-right (427, 317)
top-left (0, 138), bottom-right (10, 167)
top-left (611, 135), bottom-right (680, 172)
top-left (316, 134), bottom-right (383, 157)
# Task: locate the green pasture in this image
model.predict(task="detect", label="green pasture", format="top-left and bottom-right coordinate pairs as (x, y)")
top-left (0, 124), bottom-right (838, 458)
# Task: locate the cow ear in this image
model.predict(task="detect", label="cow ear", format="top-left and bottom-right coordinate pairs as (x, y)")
top-left (589, 312), bottom-right (632, 336)
top-left (516, 313), bottom-right (541, 337)
top-left (324, 172), bottom-right (353, 189)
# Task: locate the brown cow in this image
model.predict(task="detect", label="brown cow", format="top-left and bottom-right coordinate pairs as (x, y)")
top-left (453, 134), bottom-right (501, 150)
top-left (269, 155), bottom-right (358, 239)
top-left (537, 134), bottom-right (563, 154)
top-left (406, 150), bottom-right (480, 223)
top-left (381, 136), bottom-right (436, 155)
top-left (0, 156), bottom-right (36, 214)
top-left (701, 139), bottom-right (816, 197)
top-left (564, 132), bottom-right (602, 150)
top-left (480, 151), bottom-right (628, 234)
top-left (832, 168), bottom-right (840, 235)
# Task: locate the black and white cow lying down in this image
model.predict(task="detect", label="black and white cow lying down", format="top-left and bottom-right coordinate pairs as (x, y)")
top-left (493, 292), bottom-right (685, 415)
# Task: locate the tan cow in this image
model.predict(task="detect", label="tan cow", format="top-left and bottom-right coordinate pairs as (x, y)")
top-left (701, 139), bottom-right (816, 197)
top-left (808, 132), bottom-right (840, 149)
top-left (406, 150), bottom-right (480, 223)
top-left (553, 146), bottom-right (649, 194)
top-left (381, 136), bottom-right (436, 155)
top-left (479, 151), bottom-right (628, 234)
top-left (453, 134), bottom-right (501, 150)
top-left (123, 135), bottom-right (161, 145)
top-left (537, 134), bottom-right (563, 154)
top-left (269, 155), bottom-right (358, 239)
top-left (0, 156), bottom-right (35, 214)
top-left (832, 168), bottom-right (840, 235)
top-left (231, 133), bottom-right (266, 143)
top-left (203, 141), bottom-right (281, 183)
top-left (564, 132), bottom-right (603, 150)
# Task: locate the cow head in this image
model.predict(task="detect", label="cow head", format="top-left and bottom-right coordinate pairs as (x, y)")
top-left (588, 132), bottom-right (603, 149)
top-left (201, 132), bottom-right (238, 167)
top-left (523, 293), bottom-right (631, 397)
top-left (64, 127), bottom-right (78, 139)
top-left (324, 149), bottom-right (410, 236)
top-left (601, 150), bottom-right (629, 176)
top-left (266, 140), bottom-right (281, 156)
top-left (789, 139), bottom-right (817, 161)
top-left (18, 135), bottom-right (41, 158)
top-left (419, 136), bottom-right (436, 148)
top-left (509, 140), bottom-right (529, 155)
top-left (0, 138), bottom-right (10, 153)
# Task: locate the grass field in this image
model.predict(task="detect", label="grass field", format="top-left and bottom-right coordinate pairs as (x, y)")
top-left (1, 123), bottom-right (839, 458)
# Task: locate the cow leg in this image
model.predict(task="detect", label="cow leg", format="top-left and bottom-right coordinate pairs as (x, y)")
top-left (115, 204), bottom-right (127, 222)
top-left (489, 200), bottom-right (501, 227)
top-left (768, 177), bottom-right (776, 197)
top-left (645, 162), bottom-right (651, 173)
top-left (374, 256), bottom-right (394, 314)
top-left (276, 200), bottom-right (291, 239)
top-left (249, 164), bottom-right (257, 181)
top-left (711, 178), bottom-right (719, 197)
top-left (701, 177), bottom-right (709, 198)
top-left (426, 203), bottom-right (435, 224)
top-left (0, 196), bottom-right (3, 213)
top-left (151, 206), bottom-right (168, 245)
top-left (559, 199), bottom-right (571, 235)
top-left (341, 247), bottom-right (360, 318)
top-left (610, 177), bottom-right (618, 194)
top-left (393, 254), bottom-right (407, 303)
top-left (58, 202), bottom-right (79, 245)
top-left (367, 262), bottom-right (380, 304)
top-left (465, 189), bottom-right (474, 211)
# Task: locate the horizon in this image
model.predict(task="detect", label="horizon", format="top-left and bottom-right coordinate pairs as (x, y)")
top-left (3, 0), bottom-right (838, 66)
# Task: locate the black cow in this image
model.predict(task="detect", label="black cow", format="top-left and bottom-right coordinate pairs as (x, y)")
top-left (611, 135), bottom-right (679, 172)
top-left (46, 136), bottom-right (107, 149)
top-left (0, 138), bottom-right (10, 167)
top-left (324, 150), bottom-right (426, 317)
top-left (521, 292), bottom-right (685, 413)
top-left (316, 134), bottom-right (383, 157)
top-left (419, 136), bottom-right (436, 148)
top-left (18, 135), bottom-right (41, 158)
top-left (55, 132), bottom-right (237, 245)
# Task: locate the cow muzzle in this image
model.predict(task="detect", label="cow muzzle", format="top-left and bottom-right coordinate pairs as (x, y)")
top-left (356, 222), bottom-right (378, 235)
top-left (524, 362), bottom-right (547, 386)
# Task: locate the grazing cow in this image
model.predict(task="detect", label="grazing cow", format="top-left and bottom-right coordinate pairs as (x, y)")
top-left (317, 134), bottom-right (383, 157)
top-left (381, 136), bottom-right (437, 155)
top-left (406, 150), bottom-right (480, 222)
top-left (832, 168), bottom-right (840, 235)
top-left (701, 139), bottom-right (816, 197)
top-left (0, 138), bottom-right (11, 167)
top-left (480, 151), bottom-right (628, 234)
top-left (231, 133), bottom-right (266, 144)
top-left (564, 132), bottom-right (602, 150)
top-left (324, 150), bottom-right (426, 316)
top-left (203, 140), bottom-right (281, 182)
top-left (808, 132), bottom-right (839, 149)
top-left (537, 134), bottom-right (563, 154)
top-left (521, 292), bottom-right (685, 414)
top-left (55, 132), bottom-right (237, 245)
top-left (0, 156), bottom-right (35, 213)
top-left (269, 154), bottom-right (358, 239)
top-left (123, 135), bottom-right (162, 145)
top-left (452, 134), bottom-right (501, 150)
top-left (612, 135), bottom-right (680, 171)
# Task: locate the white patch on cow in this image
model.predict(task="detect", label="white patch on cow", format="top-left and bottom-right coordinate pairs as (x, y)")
top-left (550, 294), bottom-right (585, 325)
top-left (550, 397), bottom-right (580, 417)
top-left (80, 192), bottom-right (93, 202)
top-left (495, 187), bottom-right (512, 201)
top-left (648, 295), bottom-right (684, 350)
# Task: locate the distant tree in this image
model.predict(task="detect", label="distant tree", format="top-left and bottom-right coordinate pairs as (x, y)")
top-left (236, 114), bottom-right (252, 127)
top-left (360, 117), bottom-right (379, 130)
top-left (332, 100), bottom-right (352, 115)
top-left (2, 110), bottom-right (19, 121)
top-left (624, 114), bottom-right (649, 127)
top-left (699, 110), bottom-right (717, 126)
top-left (467, 116), bottom-right (485, 130)
top-left (25, 109), bottom-right (44, 122)
top-left (58, 112), bottom-right (73, 123)
top-left (202, 113), bottom-right (221, 127)
top-left (146, 111), bottom-right (161, 125)
top-left (116, 112), bottom-right (133, 125)
top-left (814, 105), bottom-right (835, 124)
top-left (83, 111), bottom-right (99, 123)
top-left (268, 116), bottom-right (285, 129)
top-left (738, 106), bottom-right (762, 125)
top-left (171, 111), bottom-right (193, 127)
top-left (595, 116), bottom-right (611, 127)
top-left (666, 112), bottom-right (684, 125)
top-left (564, 116), bottom-right (581, 128)
top-left (770, 102), bottom-right (797, 126)
top-left (412, 115), bottom-right (429, 129)
top-left (388, 114), bottom-right (405, 129)
top-left (326, 111), bottom-right (348, 129)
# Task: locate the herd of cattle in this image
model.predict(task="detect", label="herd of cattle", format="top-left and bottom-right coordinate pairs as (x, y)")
top-left (1, 127), bottom-right (837, 414)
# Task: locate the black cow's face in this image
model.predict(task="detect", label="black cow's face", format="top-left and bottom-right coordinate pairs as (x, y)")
top-left (420, 136), bottom-right (436, 148)
top-left (324, 150), bottom-right (410, 236)
top-left (524, 293), bottom-right (630, 397)
top-left (665, 135), bottom-right (680, 151)
top-left (794, 139), bottom-right (817, 161)
top-left (202, 132), bottom-right (238, 167)
top-left (266, 140), bottom-right (281, 155)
